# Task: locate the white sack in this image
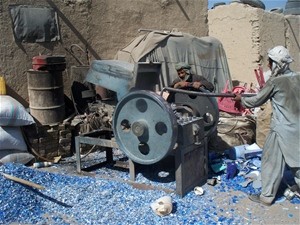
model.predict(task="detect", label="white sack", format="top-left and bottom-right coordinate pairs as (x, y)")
top-left (0, 149), bottom-right (35, 165)
top-left (0, 126), bottom-right (27, 151)
top-left (0, 95), bottom-right (35, 126)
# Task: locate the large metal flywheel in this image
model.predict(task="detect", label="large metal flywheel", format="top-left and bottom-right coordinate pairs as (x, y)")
top-left (113, 90), bottom-right (178, 165)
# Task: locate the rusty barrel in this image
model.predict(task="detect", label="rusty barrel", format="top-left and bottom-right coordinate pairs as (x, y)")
top-left (27, 70), bottom-right (65, 125)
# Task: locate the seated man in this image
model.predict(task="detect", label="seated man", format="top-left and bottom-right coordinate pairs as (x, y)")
top-left (167, 62), bottom-right (214, 102)
top-left (167, 62), bottom-right (218, 151)
top-left (170, 62), bottom-right (214, 91)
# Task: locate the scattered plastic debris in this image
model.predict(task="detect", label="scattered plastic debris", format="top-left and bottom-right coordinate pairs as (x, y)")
top-left (207, 178), bottom-right (217, 186)
top-left (33, 162), bottom-right (53, 168)
top-left (225, 143), bottom-right (262, 160)
top-left (194, 186), bottom-right (204, 196)
top-left (150, 195), bottom-right (173, 217)
top-left (226, 162), bottom-right (238, 179)
top-left (0, 148), bottom-right (299, 224)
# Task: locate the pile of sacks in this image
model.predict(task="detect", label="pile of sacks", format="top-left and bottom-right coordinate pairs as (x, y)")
top-left (0, 95), bottom-right (35, 164)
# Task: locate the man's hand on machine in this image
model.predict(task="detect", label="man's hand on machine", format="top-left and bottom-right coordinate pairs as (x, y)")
top-left (192, 81), bottom-right (202, 89)
top-left (232, 93), bottom-right (242, 101)
top-left (174, 81), bottom-right (202, 89)
top-left (174, 81), bottom-right (190, 89)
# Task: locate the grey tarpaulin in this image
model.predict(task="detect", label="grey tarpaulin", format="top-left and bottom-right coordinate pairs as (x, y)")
top-left (8, 5), bottom-right (60, 43)
top-left (115, 30), bottom-right (233, 93)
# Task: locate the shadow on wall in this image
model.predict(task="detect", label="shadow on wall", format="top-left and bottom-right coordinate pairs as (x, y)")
top-left (6, 0), bottom-right (102, 108)
top-left (9, 0), bottom-right (101, 60)
top-left (45, 0), bottom-right (101, 60)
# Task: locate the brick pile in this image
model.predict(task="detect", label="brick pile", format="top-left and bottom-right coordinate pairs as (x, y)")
top-left (25, 123), bottom-right (73, 160)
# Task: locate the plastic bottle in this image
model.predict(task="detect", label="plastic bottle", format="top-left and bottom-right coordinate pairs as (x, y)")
top-left (33, 162), bottom-right (53, 168)
top-left (0, 76), bottom-right (6, 95)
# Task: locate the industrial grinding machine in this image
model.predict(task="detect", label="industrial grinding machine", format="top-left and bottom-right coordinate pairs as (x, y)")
top-left (77, 60), bottom-right (220, 197)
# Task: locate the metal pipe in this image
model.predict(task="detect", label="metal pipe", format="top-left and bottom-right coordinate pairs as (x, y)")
top-left (161, 87), bottom-right (257, 98)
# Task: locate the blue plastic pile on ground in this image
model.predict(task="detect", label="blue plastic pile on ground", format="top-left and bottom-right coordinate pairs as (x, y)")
top-left (0, 151), bottom-right (299, 224)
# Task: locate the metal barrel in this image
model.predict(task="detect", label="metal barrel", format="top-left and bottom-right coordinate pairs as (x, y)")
top-left (27, 70), bottom-right (65, 125)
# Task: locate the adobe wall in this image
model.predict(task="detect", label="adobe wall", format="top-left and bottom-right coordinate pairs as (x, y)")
top-left (89, 0), bottom-right (209, 59)
top-left (208, 3), bottom-right (300, 85)
top-left (0, 0), bottom-right (208, 103)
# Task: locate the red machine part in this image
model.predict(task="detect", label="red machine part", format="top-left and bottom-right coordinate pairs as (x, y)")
top-left (218, 85), bottom-right (247, 115)
top-left (32, 55), bottom-right (66, 71)
top-left (254, 65), bottom-right (265, 89)
top-left (218, 79), bottom-right (257, 115)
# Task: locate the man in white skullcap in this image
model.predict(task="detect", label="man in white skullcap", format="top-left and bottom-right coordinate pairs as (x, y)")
top-left (233, 46), bottom-right (300, 206)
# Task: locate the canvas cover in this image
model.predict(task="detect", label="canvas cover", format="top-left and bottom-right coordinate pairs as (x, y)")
top-left (115, 30), bottom-right (233, 93)
top-left (9, 5), bottom-right (60, 43)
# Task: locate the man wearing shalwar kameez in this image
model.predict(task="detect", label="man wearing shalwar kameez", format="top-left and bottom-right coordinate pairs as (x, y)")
top-left (234, 46), bottom-right (300, 206)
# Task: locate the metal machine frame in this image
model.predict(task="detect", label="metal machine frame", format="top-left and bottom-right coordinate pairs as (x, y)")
top-left (75, 120), bottom-right (208, 197)
top-left (75, 61), bottom-right (215, 197)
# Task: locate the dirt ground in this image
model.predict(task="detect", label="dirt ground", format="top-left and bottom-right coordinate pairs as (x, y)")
top-left (206, 188), bottom-right (300, 225)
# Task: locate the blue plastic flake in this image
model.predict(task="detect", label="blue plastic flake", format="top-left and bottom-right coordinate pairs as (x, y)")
top-left (0, 151), bottom-right (299, 225)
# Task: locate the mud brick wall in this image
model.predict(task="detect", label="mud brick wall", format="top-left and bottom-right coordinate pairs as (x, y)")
top-left (208, 3), bottom-right (300, 85)
top-left (26, 123), bottom-right (73, 160)
top-left (0, 0), bottom-right (208, 102)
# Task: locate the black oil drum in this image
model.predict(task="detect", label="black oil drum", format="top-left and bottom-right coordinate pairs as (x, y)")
top-left (27, 70), bottom-right (65, 125)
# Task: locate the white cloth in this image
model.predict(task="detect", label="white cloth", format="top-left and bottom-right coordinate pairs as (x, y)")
top-left (267, 46), bottom-right (293, 64)
top-left (267, 46), bottom-right (294, 77)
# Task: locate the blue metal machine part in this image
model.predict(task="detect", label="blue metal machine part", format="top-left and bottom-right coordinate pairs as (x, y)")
top-left (113, 90), bottom-right (178, 165)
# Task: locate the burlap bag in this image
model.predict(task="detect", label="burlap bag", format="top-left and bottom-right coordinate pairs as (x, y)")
top-left (209, 112), bottom-right (256, 152)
